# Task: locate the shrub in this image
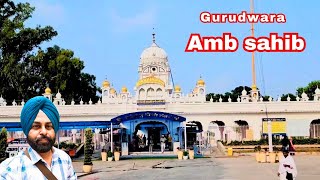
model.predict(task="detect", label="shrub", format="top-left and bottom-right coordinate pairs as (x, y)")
top-left (107, 151), bottom-right (113, 157)
top-left (225, 137), bottom-right (320, 146)
top-left (84, 128), bottom-right (93, 165)
top-left (0, 128), bottom-right (8, 162)
top-left (183, 151), bottom-right (188, 156)
top-left (254, 145), bottom-right (261, 152)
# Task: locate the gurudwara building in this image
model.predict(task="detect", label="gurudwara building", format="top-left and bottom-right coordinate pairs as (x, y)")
top-left (1, 34), bottom-right (320, 154)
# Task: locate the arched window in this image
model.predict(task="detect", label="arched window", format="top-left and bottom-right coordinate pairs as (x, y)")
top-left (139, 88), bottom-right (146, 99)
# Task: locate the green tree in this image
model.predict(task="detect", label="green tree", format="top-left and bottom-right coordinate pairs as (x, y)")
top-left (0, 127), bottom-right (8, 162)
top-left (206, 93), bottom-right (224, 102)
top-left (0, 0), bottom-right (57, 102)
top-left (230, 86), bottom-right (252, 102)
top-left (0, 0), bottom-right (57, 100)
top-left (26, 46), bottom-right (100, 103)
top-left (281, 93), bottom-right (297, 101)
top-left (0, 1), bottom-right (100, 104)
top-left (296, 80), bottom-right (320, 101)
top-left (206, 86), bottom-right (275, 102)
top-left (262, 95), bottom-right (270, 101)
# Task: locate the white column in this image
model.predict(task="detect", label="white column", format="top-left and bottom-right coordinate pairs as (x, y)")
top-left (71, 129), bottom-right (77, 143)
top-left (111, 123), bottom-right (113, 152)
top-left (95, 128), bottom-right (101, 150)
top-left (268, 119), bottom-right (273, 152)
top-left (314, 124), bottom-right (316, 138)
top-left (184, 122), bottom-right (187, 151)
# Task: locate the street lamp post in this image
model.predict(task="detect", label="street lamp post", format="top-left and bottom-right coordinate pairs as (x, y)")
top-left (268, 119), bottom-right (273, 152)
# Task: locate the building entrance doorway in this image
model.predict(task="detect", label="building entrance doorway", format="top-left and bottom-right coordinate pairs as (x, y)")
top-left (132, 121), bottom-right (169, 152)
top-left (148, 127), bottom-right (161, 150)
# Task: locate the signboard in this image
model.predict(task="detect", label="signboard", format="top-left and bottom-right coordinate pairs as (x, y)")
top-left (262, 118), bottom-right (286, 135)
top-left (111, 111), bottom-right (186, 123)
top-left (245, 129), bottom-right (254, 141)
top-left (137, 100), bottom-right (166, 105)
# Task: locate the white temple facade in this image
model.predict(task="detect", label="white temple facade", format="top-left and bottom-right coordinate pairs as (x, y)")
top-left (1, 34), bottom-right (320, 148)
top-left (101, 35), bottom-right (206, 106)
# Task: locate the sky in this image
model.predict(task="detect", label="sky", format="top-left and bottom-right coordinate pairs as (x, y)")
top-left (18, 0), bottom-right (320, 98)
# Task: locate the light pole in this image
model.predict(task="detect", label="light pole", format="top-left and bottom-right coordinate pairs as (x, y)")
top-left (267, 118), bottom-right (273, 152)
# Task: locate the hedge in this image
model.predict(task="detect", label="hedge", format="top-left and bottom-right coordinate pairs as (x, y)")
top-left (221, 138), bottom-right (320, 146)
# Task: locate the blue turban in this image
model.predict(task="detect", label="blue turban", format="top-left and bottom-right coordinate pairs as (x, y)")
top-left (20, 96), bottom-right (60, 135)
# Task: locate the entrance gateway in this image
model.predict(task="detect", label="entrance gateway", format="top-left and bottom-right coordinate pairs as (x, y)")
top-left (107, 111), bottom-right (188, 153)
top-left (1, 110), bottom-right (203, 155)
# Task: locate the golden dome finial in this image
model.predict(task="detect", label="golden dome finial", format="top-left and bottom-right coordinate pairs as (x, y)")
top-left (102, 80), bottom-right (110, 88)
top-left (197, 77), bottom-right (205, 86)
top-left (110, 88), bottom-right (116, 94)
top-left (45, 87), bottom-right (51, 94)
top-left (251, 84), bottom-right (257, 91)
top-left (121, 86), bottom-right (128, 93)
top-left (174, 85), bottom-right (181, 92)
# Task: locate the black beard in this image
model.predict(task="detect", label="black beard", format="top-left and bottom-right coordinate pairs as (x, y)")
top-left (27, 135), bottom-right (55, 153)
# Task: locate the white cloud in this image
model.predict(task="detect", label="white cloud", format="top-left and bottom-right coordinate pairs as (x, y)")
top-left (109, 7), bottom-right (157, 32)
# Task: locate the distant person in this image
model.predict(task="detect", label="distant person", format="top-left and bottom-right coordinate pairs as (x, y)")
top-left (277, 149), bottom-right (297, 180)
top-left (143, 135), bottom-right (146, 146)
top-left (281, 135), bottom-right (290, 151)
top-left (0, 96), bottom-right (77, 179)
top-left (149, 136), bottom-right (154, 153)
top-left (289, 137), bottom-right (296, 156)
top-left (160, 135), bottom-right (167, 153)
top-left (167, 133), bottom-right (172, 151)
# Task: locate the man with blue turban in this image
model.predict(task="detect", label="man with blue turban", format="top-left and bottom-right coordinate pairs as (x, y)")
top-left (0, 96), bottom-right (77, 180)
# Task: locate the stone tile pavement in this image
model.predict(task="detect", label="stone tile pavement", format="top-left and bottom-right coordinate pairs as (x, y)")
top-left (72, 154), bottom-right (320, 180)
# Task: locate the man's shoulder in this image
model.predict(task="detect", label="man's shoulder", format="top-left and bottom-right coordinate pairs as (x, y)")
top-left (53, 147), bottom-right (72, 160)
top-left (0, 153), bottom-right (26, 172)
top-left (1, 153), bottom-right (22, 165)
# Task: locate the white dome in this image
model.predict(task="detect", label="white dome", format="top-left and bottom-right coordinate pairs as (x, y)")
top-left (302, 91), bottom-right (307, 98)
top-left (56, 92), bottom-right (61, 99)
top-left (140, 42), bottom-right (168, 63)
top-left (242, 89), bottom-right (247, 95)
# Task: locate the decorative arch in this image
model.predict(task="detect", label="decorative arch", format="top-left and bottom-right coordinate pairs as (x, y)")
top-left (199, 88), bottom-right (204, 95)
top-left (310, 119), bottom-right (320, 138)
top-left (207, 120), bottom-right (225, 141)
top-left (156, 88), bottom-right (163, 97)
top-left (139, 88), bottom-right (146, 99)
top-left (234, 120), bottom-right (249, 140)
top-left (147, 88), bottom-right (155, 99)
top-left (111, 111), bottom-right (186, 124)
top-left (103, 90), bottom-right (108, 96)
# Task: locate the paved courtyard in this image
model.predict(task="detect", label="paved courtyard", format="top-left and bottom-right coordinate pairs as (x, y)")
top-left (72, 155), bottom-right (320, 180)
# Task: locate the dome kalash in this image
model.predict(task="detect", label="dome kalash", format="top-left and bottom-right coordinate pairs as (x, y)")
top-left (197, 78), bottom-right (205, 86)
top-left (45, 87), bottom-right (51, 94)
top-left (102, 80), bottom-right (110, 88)
top-left (110, 88), bottom-right (116, 94)
top-left (121, 86), bottom-right (128, 93)
top-left (174, 85), bottom-right (181, 92)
